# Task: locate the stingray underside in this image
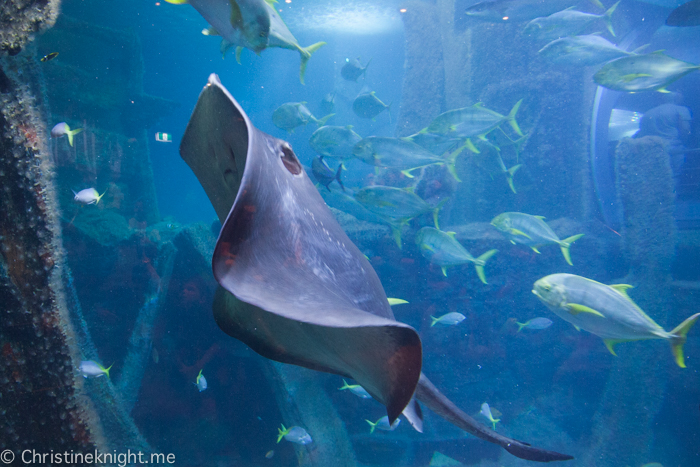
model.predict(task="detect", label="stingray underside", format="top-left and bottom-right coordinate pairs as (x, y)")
top-left (179, 74), bottom-right (422, 422)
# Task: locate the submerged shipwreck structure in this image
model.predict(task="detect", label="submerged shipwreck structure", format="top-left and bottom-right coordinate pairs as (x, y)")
top-left (1, 0), bottom-right (698, 466)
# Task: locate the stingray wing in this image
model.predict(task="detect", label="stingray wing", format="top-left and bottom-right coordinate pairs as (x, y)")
top-left (179, 74), bottom-right (421, 422)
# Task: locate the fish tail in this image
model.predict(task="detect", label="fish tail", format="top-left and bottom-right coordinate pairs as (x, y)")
top-left (277, 424), bottom-right (287, 443)
top-left (445, 148), bottom-right (462, 182)
top-left (430, 316), bottom-right (439, 327)
top-left (365, 419), bottom-right (377, 433)
top-left (104, 363), bottom-right (113, 378)
top-left (433, 197), bottom-right (450, 230)
top-left (67, 128), bottom-right (83, 147)
top-left (604, 1), bottom-right (620, 37)
top-left (559, 234), bottom-right (584, 266)
top-left (335, 164), bottom-right (345, 192)
top-left (507, 99), bottom-right (524, 136)
top-left (391, 224), bottom-right (403, 249)
top-left (506, 164), bottom-right (521, 193)
top-left (491, 418), bottom-right (500, 430)
top-left (339, 379), bottom-right (351, 390)
top-left (516, 321), bottom-right (527, 332)
top-left (96, 188), bottom-right (108, 205)
top-left (588, 0), bottom-right (604, 10)
top-left (316, 113), bottom-right (335, 127)
top-left (474, 249), bottom-right (498, 285)
top-left (298, 41), bottom-right (326, 85)
top-left (669, 313), bottom-right (700, 368)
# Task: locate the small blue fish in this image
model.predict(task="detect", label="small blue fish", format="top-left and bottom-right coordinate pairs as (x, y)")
top-left (516, 317), bottom-right (553, 332)
top-left (72, 188), bottom-right (106, 205)
top-left (195, 369), bottom-right (208, 392)
top-left (480, 402), bottom-right (500, 430)
top-left (365, 415), bottom-right (400, 433)
top-left (51, 122), bottom-right (83, 147)
top-left (338, 379), bottom-right (372, 399)
top-left (311, 156), bottom-right (344, 192)
top-left (80, 360), bottom-right (112, 378)
top-left (430, 312), bottom-right (466, 327)
top-left (277, 424), bottom-right (312, 444)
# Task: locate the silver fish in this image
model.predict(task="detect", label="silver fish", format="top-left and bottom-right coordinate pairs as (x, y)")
top-left (491, 212), bottom-right (583, 265)
top-left (533, 273), bottom-right (700, 367)
top-left (594, 51), bottom-right (700, 93)
top-left (352, 91), bottom-right (391, 120)
top-left (272, 102), bottom-right (333, 133)
top-left (523, 2), bottom-right (619, 42)
top-left (416, 227), bottom-right (497, 283)
top-left (466, 0), bottom-right (604, 23)
top-left (309, 125), bottom-right (362, 161)
top-left (538, 34), bottom-right (631, 66)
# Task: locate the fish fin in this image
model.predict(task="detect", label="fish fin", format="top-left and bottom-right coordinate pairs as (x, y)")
top-left (339, 379), bottom-right (350, 390)
top-left (164, 0), bottom-right (188, 3)
top-left (316, 113), bottom-right (335, 126)
top-left (103, 363), bottom-right (113, 378)
top-left (516, 321), bottom-right (527, 332)
top-left (430, 315), bottom-right (439, 326)
top-left (391, 225), bottom-right (402, 249)
top-left (669, 313), bottom-right (700, 368)
top-left (277, 424), bottom-right (289, 443)
top-left (67, 128), bottom-right (83, 147)
top-left (603, 339), bottom-right (625, 356)
top-left (621, 73), bottom-right (652, 82)
top-left (474, 249), bottom-right (497, 285)
top-left (589, 0), bottom-right (604, 9)
top-left (229, 0), bottom-right (242, 28)
top-left (401, 169), bottom-right (416, 178)
top-left (365, 419), bottom-right (377, 433)
top-left (507, 99), bottom-right (524, 136)
top-left (630, 44), bottom-right (650, 55)
top-left (509, 228), bottom-right (531, 239)
top-left (657, 88), bottom-right (671, 94)
top-left (560, 233), bottom-right (584, 266)
top-left (95, 189), bottom-right (107, 205)
top-left (444, 147), bottom-right (463, 182)
top-left (433, 197), bottom-right (450, 230)
top-left (533, 215), bottom-right (545, 220)
top-left (506, 174), bottom-right (517, 194)
top-left (334, 165), bottom-right (345, 192)
top-left (441, 266), bottom-right (448, 277)
top-left (609, 284), bottom-right (634, 300)
top-left (464, 138), bottom-right (480, 154)
top-left (604, 1), bottom-right (619, 37)
top-left (568, 303), bottom-right (605, 318)
top-left (388, 298), bottom-right (409, 306)
top-left (446, 231), bottom-right (456, 238)
top-left (573, 324), bottom-right (581, 331)
top-left (235, 46), bottom-right (243, 64)
top-left (530, 246), bottom-right (541, 254)
top-left (510, 240), bottom-right (516, 245)
top-left (298, 42), bottom-right (327, 85)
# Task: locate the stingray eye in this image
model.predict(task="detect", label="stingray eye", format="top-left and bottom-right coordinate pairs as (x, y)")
top-left (280, 144), bottom-right (302, 175)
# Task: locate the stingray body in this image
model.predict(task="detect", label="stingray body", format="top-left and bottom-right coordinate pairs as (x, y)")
top-left (179, 74), bottom-right (573, 463)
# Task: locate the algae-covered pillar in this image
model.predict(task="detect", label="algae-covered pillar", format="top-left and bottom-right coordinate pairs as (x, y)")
top-left (583, 136), bottom-right (676, 466)
top-left (1, 0), bottom-right (150, 459)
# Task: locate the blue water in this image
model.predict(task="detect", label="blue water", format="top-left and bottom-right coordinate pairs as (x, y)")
top-left (29, 0), bottom-right (700, 466)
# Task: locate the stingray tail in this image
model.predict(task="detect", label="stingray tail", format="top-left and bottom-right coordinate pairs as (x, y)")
top-left (559, 234), bottom-right (584, 266)
top-left (298, 41), bottom-right (327, 85)
top-left (670, 313), bottom-right (700, 368)
top-left (415, 374), bottom-right (574, 462)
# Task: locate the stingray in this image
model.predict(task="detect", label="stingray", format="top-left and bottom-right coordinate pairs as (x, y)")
top-left (179, 74), bottom-right (574, 463)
